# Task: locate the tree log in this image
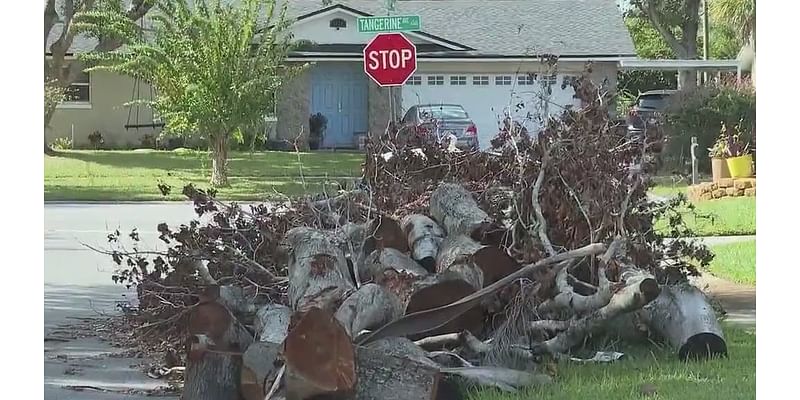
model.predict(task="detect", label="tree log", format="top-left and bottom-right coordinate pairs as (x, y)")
top-left (429, 183), bottom-right (504, 245)
top-left (401, 214), bottom-right (445, 272)
top-left (641, 283), bottom-right (728, 360)
top-left (362, 248), bottom-right (429, 282)
top-left (353, 343), bottom-right (441, 400)
top-left (363, 216), bottom-right (409, 255)
top-left (284, 227), bottom-right (355, 312)
top-left (334, 283), bottom-right (403, 337)
top-left (436, 235), bottom-right (520, 290)
top-left (253, 304), bottom-right (291, 343)
top-left (283, 307), bottom-right (356, 399)
top-left (241, 341), bottom-right (284, 400)
top-left (183, 287), bottom-right (254, 400)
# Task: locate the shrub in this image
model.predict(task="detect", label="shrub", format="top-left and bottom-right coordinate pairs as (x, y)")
top-left (88, 130), bottom-right (105, 149)
top-left (663, 80), bottom-right (755, 173)
top-left (50, 137), bottom-right (73, 150)
top-left (140, 134), bottom-right (158, 149)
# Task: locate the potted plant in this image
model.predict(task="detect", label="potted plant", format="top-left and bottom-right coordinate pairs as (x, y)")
top-left (308, 113), bottom-right (327, 150)
top-left (708, 123), bottom-right (730, 182)
top-left (725, 120), bottom-right (753, 178)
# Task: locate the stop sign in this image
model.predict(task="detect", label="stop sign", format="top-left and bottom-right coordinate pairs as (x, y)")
top-left (363, 33), bottom-right (417, 87)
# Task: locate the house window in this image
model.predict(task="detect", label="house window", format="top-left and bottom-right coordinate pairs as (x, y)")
top-left (406, 76), bottom-right (422, 85)
top-left (542, 74), bottom-right (558, 85)
top-left (62, 64), bottom-right (90, 104)
top-left (427, 75), bottom-right (444, 85)
top-left (473, 76), bottom-right (489, 85)
top-left (495, 76), bottom-right (512, 85)
top-left (450, 75), bottom-right (467, 85)
top-left (329, 18), bottom-right (347, 30)
top-left (517, 74), bottom-right (536, 85)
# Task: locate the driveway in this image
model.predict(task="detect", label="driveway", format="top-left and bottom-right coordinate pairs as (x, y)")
top-left (45, 202), bottom-right (196, 399)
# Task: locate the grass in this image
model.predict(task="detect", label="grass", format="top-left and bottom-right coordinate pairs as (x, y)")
top-left (650, 180), bottom-right (755, 236)
top-left (44, 150), bottom-right (364, 201)
top-left (707, 240), bottom-right (756, 285)
top-left (470, 325), bottom-right (755, 400)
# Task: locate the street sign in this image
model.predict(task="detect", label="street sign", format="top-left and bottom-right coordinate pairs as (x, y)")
top-left (363, 33), bottom-right (417, 87)
top-left (357, 15), bottom-right (421, 33)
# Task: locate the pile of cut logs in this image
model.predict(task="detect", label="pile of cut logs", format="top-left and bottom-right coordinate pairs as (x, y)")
top-left (180, 182), bottom-right (728, 400)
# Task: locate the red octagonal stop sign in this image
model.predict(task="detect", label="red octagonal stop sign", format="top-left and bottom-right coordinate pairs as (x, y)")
top-left (363, 33), bottom-right (417, 87)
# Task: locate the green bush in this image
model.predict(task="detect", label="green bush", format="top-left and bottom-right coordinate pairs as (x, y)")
top-left (663, 80), bottom-right (756, 173)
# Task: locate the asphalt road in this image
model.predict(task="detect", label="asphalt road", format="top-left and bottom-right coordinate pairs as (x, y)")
top-left (44, 202), bottom-right (197, 399)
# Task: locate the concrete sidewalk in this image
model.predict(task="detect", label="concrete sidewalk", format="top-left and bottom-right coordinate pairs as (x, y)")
top-left (693, 273), bottom-right (756, 329)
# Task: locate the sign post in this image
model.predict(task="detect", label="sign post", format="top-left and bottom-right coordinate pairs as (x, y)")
top-left (362, 33), bottom-right (417, 87)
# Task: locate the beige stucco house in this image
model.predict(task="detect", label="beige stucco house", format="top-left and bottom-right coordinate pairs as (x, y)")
top-left (46, 0), bottom-right (635, 149)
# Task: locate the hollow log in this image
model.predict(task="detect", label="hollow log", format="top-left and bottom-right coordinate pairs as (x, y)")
top-left (401, 214), bottom-right (446, 272)
top-left (436, 235), bottom-right (520, 290)
top-left (183, 287), bottom-right (254, 400)
top-left (284, 227), bottom-right (355, 312)
top-left (429, 183), bottom-right (504, 245)
top-left (334, 283), bottom-right (403, 337)
top-left (283, 307), bottom-right (356, 399)
top-left (362, 247), bottom-right (429, 282)
top-left (641, 283), bottom-right (728, 361)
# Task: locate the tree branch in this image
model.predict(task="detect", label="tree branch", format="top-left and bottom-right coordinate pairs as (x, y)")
top-left (635, 0), bottom-right (687, 57)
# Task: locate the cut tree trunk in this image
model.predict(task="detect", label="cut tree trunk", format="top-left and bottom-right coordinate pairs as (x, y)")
top-left (284, 227), bottom-right (355, 312)
top-left (436, 235), bottom-right (520, 290)
top-left (429, 183), bottom-right (504, 245)
top-left (240, 304), bottom-right (292, 400)
top-left (401, 214), bottom-right (446, 273)
top-left (283, 307), bottom-right (357, 399)
top-left (641, 283), bottom-right (727, 361)
top-left (182, 287), bottom-right (254, 400)
top-left (362, 247), bottom-right (430, 281)
top-left (353, 341), bottom-right (442, 400)
top-left (211, 134), bottom-right (230, 187)
top-left (334, 283), bottom-right (403, 337)
top-left (363, 216), bottom-right (409, 255)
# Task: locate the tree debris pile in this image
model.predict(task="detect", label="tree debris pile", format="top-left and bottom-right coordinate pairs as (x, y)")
top-left (105, 67), bottom-right (724, 400)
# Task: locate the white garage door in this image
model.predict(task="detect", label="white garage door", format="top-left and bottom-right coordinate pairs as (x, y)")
top-left (401, 73), bottom-right (580, 149)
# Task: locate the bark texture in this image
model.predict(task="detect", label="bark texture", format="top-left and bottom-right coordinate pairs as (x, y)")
top-left (429, 183), bottom-right (503, 245)
top-left (353, 343), bottom-right (441, 400)
top-left (211, 135), bottom-right (230, 187)
top-left (401, 214), bottom-right (446, 272)
top-left (641, 283), bottom-right (727, 360)
top-left (334, 283), bottom-right (403, 337)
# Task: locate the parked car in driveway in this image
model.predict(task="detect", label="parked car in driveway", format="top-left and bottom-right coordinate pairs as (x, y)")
top-left (626, 89), bottom-right (677, 136)
top-left (399, 104), bottom-right (479, 151)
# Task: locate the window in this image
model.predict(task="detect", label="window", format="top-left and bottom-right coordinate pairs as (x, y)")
top-left (427, 75), bottom-right (444, 85)
top-left (495, 75), bottom-right (512, 85)
top-left (406, 76), bottom-right (422, 86)
top-left (418, 105), bottom-right (469, 120)
top-left (542, 74), bottom-right (558, 85)
top-left (62, 63), bottom-right (90, 104)
top-left (472, 76), bottom-right (489, 85)
top-left (329, 18), bottom-right (347, 29)
top-left (517, 74), bottom-right (535, 85)
top-left (450, 75), bottom-right (467, 85)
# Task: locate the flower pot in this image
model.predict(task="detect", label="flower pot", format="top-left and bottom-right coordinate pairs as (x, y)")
top-left (726, 154), bottom-right (754, 178)
top-left (711, 158), bottom-right (731, 182)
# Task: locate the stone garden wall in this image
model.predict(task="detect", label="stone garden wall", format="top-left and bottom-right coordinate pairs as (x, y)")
top-left (688, 178), bottom-right (756, 202)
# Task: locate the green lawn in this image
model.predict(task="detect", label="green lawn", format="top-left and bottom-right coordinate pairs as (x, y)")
top-left (44, 150), bottom-right (364, 201)
top-left (650, 181), bottom-right (755, 236)
top-left (470, 325), bottom-right (755, 400)
top-left (707, 240), bottom-right (756, 285)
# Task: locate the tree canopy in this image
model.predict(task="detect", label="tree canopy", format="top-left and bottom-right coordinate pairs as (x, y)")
top-left (76, 0), bottom-right (301, 186)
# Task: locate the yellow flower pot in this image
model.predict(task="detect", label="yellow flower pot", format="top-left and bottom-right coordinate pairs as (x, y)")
top-left (726, 154), bottom-right (754, 178)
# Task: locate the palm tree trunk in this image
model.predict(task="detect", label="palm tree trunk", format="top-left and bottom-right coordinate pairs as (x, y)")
top-left (210, 134), bottom-right (230, 187)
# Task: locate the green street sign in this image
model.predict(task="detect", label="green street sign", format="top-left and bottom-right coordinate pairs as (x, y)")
top-left (358, 15), bottom-right (421, 33)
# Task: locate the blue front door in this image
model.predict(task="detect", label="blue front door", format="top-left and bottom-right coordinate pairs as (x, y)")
top-left (311, 63), bottom-right (368, 148)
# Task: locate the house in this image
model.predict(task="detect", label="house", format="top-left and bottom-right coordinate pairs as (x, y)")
top-left (46, 0), bottom-right (635, 149)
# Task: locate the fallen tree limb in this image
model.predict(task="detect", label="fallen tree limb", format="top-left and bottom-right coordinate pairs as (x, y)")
top-left (334, 283), bottom-right (403, 337)
top-left (440, 366), bottom-right (552, 392)
top-left (533, 269), bottom-right (661, 355)
top-left (362, 248), bottom-right (429, 281)
top-left (436, 235), bottom-right (520, 290)
top-left (359, 242), bottom-right (606, 344)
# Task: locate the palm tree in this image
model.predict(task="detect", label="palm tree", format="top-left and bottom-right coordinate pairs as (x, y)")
top-left (710, 0), bottom-right (755, 48)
